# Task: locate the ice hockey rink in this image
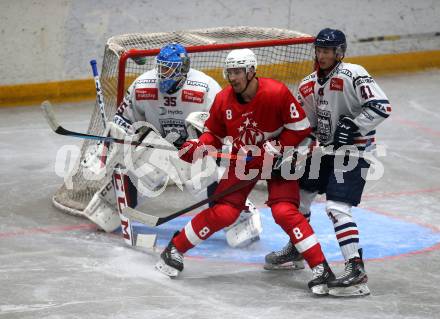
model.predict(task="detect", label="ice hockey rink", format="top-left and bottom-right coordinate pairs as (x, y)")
top-left (1, 70), bottom-right (440, 318)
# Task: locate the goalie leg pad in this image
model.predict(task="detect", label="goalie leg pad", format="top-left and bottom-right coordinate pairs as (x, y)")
top-left (83, 181), bottom-right (120, 233)
top-left (224, 199), bottom-right (263, 248)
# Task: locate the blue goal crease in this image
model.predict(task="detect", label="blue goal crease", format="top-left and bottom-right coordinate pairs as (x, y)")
top-left (125, 203), bottom-right (440, 263)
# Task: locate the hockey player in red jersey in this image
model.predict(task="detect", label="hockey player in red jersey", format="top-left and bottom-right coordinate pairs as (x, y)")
top-left (265, 28), bottom-right (392, 297)
top-left (156, 48), bottom-right (335, 295)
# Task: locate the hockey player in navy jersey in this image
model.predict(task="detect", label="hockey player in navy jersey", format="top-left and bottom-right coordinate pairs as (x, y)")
top-left (265, 28), bottom-right (392, 296)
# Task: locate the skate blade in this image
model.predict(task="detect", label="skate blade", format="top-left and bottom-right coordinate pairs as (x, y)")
top-left (155, 259), bottom-right (180, 278)
top-left (263, 260), bottom-right (305, 271)
top-left (329, 283), bottom-right (370, 297)
top-left (311, 284), bottom-right (329, 295)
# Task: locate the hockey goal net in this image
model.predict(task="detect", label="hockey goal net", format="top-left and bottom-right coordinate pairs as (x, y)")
top-left (53, 26), bottom-right (315, 216)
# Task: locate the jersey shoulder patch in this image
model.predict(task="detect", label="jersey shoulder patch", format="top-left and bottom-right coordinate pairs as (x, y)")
top-left (300, 72), bottom-right (317, 83)
top-left (134, 69), bottom-right (157, 86)
top-left (299, 80), bottom-right (315, 97)
top-left (135, 88), bottom-right (158, 100)
top-left (342, 63), bottom-right (370, 78)
top-left (330, 77), bottom-right (344, 91)
top-left (181, 89), bottom-right (205, 103)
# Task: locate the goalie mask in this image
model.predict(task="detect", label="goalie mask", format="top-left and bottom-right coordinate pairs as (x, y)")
top-left (156, 43), bottom-right (190, 94)
top-left (314, 28), bottom-right (347, 60)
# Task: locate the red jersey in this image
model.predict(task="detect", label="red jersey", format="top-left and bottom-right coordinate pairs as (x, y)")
top-left (205, 78), bottom-right (311, 152)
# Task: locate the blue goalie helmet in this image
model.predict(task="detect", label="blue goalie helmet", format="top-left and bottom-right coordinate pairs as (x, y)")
top-left (314, 28), bottom-right (347, 59)
top-left (156, 43), bottom-right (190, 94)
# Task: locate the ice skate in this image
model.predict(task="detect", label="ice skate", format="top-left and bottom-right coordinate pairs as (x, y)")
top-left (264, 240), bottom-right (305, 270)
top-left (328, 251), bottom-right (370, 297)
top-left (308, 261), bottom-right (335, 295)
top-left (155, 232), bottom-right (184, 278)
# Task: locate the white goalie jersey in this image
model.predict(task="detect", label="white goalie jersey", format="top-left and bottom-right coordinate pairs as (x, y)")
top-left (115, 68), bottom-right (221, 145)
top-left (297, 62), bottom-right (392, 151)
top-left (84, 67), bottom-right (262, 247)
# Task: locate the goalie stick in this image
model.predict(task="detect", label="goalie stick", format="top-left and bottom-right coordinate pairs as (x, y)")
top-left (90, 59), bottom-right (107, 129)
top-left (40, 100), bottom-right (249, 162)
top-left (123, 175), bottom-right (259, 227)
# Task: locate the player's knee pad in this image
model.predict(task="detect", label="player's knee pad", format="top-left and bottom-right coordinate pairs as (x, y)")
top-left (192, 203), bottom-right (240, 234)
top-left (299, 189), bottom-right (317, 217)
top-left (83, 180), bottom-right (121, 232)
top-left (224, 199), bottom-right (263, 248)
top-left (207, 203), bottom-right (241, 229)
top-left (270, 202), bottom-right (303, 227)
top-left (325, 200), bottom-right (352, 223)
top-left (184, 204), bottom-right (240, 246)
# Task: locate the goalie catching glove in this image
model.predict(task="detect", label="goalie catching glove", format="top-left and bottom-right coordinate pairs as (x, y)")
top-left (84, 112), bottom-right (218, 232)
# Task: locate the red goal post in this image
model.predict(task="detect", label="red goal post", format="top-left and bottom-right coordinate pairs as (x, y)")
top-left (117, 36), bottom-right (315, 106)
top-left (53, 27), bottom-right (315, 216)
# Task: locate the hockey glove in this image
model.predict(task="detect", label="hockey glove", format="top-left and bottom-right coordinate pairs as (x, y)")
top-left (241, 140), bottom-right (279, 172)
top-left (333, 116), bottom-right (359, 147)
top-left (262, 140), bottom-right (284, 178)
top-left (179, 139), bottom-right (207, 163)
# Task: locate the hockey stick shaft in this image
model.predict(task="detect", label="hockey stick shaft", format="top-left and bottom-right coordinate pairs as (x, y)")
top-left (123, 176), bottom-right (259, 227)
top-left (41, 101), bottom-right (248, 161)
top-left (90, 60), bottom-right (107, 129)
top-left (122, 147), bottom-right (334, 226)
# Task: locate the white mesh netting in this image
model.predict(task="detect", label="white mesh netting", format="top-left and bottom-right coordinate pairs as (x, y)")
top-left (53, 26), bottom-right (314, 215)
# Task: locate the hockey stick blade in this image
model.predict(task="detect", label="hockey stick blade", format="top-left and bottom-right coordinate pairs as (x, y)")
top-left (122, 207), bottom-right (160, 227)
top-left (122, 176), bottom-right (258, 227)
top-left (41, 100), bottom-right (61, 132)
top-left (41, 100), bottom-right (180, 149)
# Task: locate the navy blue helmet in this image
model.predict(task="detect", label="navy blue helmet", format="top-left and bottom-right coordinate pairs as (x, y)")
top-left (314, 28), bottom-right (347, 58)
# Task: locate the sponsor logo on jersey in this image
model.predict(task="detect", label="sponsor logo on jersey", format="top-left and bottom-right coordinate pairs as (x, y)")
top-left (159, 107), bottom-right (183, 116)
top-left (339, 68), bottom-right (353, 78)
top-left (233, 117), bottom-right (265, 150)
top-left (302, 73), bottom-right (316, 82)
top-left (330, 78), bottom-right (344, 91)
top-left (135, 88), bottom-right (158, 100)
top-left (159, 118), bottom-right (187, 143)
top-left (186, 80), bottom-right (209, 91)
top-left (137, 78), bottom-right (157, 85)
top-left (354, 76), bottom-right (374, 87)
top-left (167, 109), bottom-right (184, 115)
top-left (159, 107), bottom-right (167, 116)
top-left (241, 111), bottom-right (254, 118)
top-left (316, 109), bottom-right (332, 144)
top-left (182, 89), bottom-right (205, 103)
top-left (361, 109), bottom-right (375, 121)
top-left (299, 81), bottom-right (315, 97)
